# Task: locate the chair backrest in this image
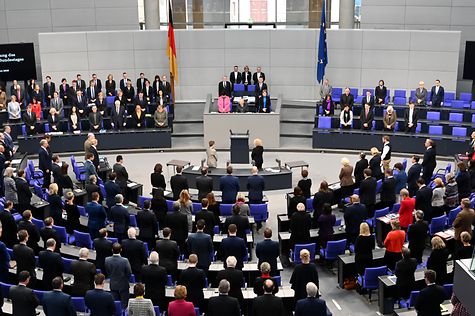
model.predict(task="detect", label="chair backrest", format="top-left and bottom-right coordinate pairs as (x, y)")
top-left (408, 290), bottom-right (420, 307)
top-left (74, 230), bottom-right (93, 249)
top-left (394, 90), bottom-right (406, 98)
top-left (129, 214), bottom-right (137, 227)
top-left (166, 199), bottom-right (174, 211)
top-left (451, 100), bottom-right (465, 109)
top-left (248, 85), bottom-right (255, 92)
top-left (363, 266), bottom-right (387, 289)
top-left (374, 207), bottom-right (390, 221)
top-left (443, 283), bottom-right (453, 300)
top-left (416, 122), bottom-right (421, 133)
top-left (293, 243), bottom-right (316, 264)
top-left (393, 97), bottom-right (406, 105)
top-left (317, 116), bottom-right (332, 129)
top-left (31, 217), bottom-right (45, 229)
top-left (233, 84), bottom-right (244, 92)
top-left (391, 203), bottom-right (400, 213)
top-left (428, 125), bottom-right (443, 135)
top-left (447, 207), bottom-right (462, 226)
top-left (0, 282), bottom-right (11, 299)
top-left (219, 204), bottom-right (233, 216)
top-left (72, 297), bottom-right (87, 312)
top-left (306, 198), bottom-right (314, 211)
top-left (460, 92), bottom-right (472, 102)
top-left (444, 92), bottom-right (455, 101)
top-left (430, 215), bottom-right (447, 234)
top-left (376, 179), bottom-right (383, 193)
top-left (78, 205), bottom-right (87, 216)
top-left (44, 123), bottom-right (50, 133)
top-left (325, 239), bottom-right (347, 259)
top-left (426, 111), bottom-right (440, 121)
top-left (153, 306), bottom-right (161, 316)
top-left (33, 289), bottom-right (48, 303)
top-left (273, 275), bottom-right (282, 287)
top-left (449, 113), bottom-right (463, 122)
top-left (52, 225), bottom-right (68, 244)
top-left (249, 204), bottom-right (268, 222)
top-left (331, 87), bottom-right (342, 99)
top-left (114, 301), bottom-right (123, 316)
top-left (192, 202), bottom-right (202, 214)
top-left (195, 307), bottom-right (202, 316)
top-left (452, 127), bottom-right (467, 138)
top-left (21, 125), bottom-right (26, 136)
top-left (350, 88), bottom-right (358, 97)
top-left (62, 257), bottom-right (74, 273)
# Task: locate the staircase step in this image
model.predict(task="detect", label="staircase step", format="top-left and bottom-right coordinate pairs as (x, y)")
top-left (280, 122), bottom-right (314, 135)
top-left (280, 136), bottom-right (313, 148)
top-left (173, 122), bottom-right (203, 134)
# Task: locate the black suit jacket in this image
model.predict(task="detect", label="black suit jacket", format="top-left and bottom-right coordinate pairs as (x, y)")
top-left (359, 177), bottom-right (377, 206)
top-left (178, 267), bottom-right (207, 307)
top-left (39, 227), bottom-right (61, 252)
top-left (369, 155), bottom-right (382, 180)
top-left (17, 220), bottom-right (41, 254)
top-left (430, 86), bottom-right (445, 106)
top-left (218, 81), bottom-right (232, 97)
top-left (85, 288), bottom-right (115, 316)
top-left (408, 220), bottom-right (428, 253)
top-left (360, 108), bottom-right (374, 128)
top-left (422, 147), bottom-right (437, 176)
top-left (43, 82), bottom-right (56, 100)
top-left (290, 212), bottom-right (312, 245)
top-left (170, 174), bottom-right (189, 199)
top-left (156, 239), bottom-right (180, 274)
top-left (38, 249), bottom-right (64, 289)
top-left (13, 244), bottom-right (36, 278)
top-left (121, 238), bottom-right (148, 277)
top-left (110, 105), bottom-right (126, 129)
top-left (415, 185), bottom-right (433, 216)
top-left (141, 264), bottom-right (168, 306)
top-left (220, 236), bottom-right (247, 270)
top-left (395, 257), bottom-right (417, 292)
top-left (113, 163), bottom-right (128, 190)
top-left (404, 108), bottom-right (419, 127)
top-left (71, 259), bottom-right (96, 296)
top-left (222, 215), bottom-right (250, 240)
top-left (195, 210), bottom-right (217, 236)
top-left (415, 284), bottom-right (446, 316)
top-left (136, 78), bottom-right (148, 93)
top-left (362, 95), bottom-right (375, 107)
top-left (344, 203), bottom-right (367, 235)
top-left (207, 294), bottom-right (240, 316)
top-left (354, 159), bottom-right (369, 186)
top-left (256, 239), bottom-right (279, 273)
top-left (0, 210), bottom-right (18, 248)
top-left (253, 72), bottom-right (266, 84)
top-left (380, 177), bottom-right (397, 203)
top-left (137, 209), bottom-right (158, 240)
top-left (38, 147), bottom-right (52, 172)
top-left (76, 79), bottom-right (86, 92)
top-left (166, 211), bottom-right (189, 245)
top-left (214, 268), bottom-right (244, 303)
top-left (22, 111), bottom-right (37, 128)
top-left (196, 175), bottom-right (213, 201)
top-left (105, 80), bottom-right (116, 96)
top-left (92, 237), bottom-right (113, 273)
top-left (340, 93), bottom-right (354, 107)
top-left (252, 294), bottom-right (285, 316)
top-left (248, 174), bottom-right (265, 202)
top-left (255, 82), bottom-right (268, 97)
top-left (229, 72), bottom-right (242, 85)
top-left (9, 284), bottom-right (40, 316)
top-left (407, 163), bottom-right (422, 194)
top-left (159, 81), bottom-right (171, 96)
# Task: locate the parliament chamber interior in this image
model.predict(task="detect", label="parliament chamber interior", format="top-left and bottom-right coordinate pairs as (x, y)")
top-left (0, 0), bottom-right (475, 315)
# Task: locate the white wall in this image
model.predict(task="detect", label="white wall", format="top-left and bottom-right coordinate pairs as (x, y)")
top-left (360, 0), bottom-right (475, 93)
top-left (38, 29), bottom-right (460, 100)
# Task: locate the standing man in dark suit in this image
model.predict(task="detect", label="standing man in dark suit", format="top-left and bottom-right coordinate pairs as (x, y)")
top-left (207, 279), bottom-right (241, 316)
top-left (159, 75), bottom-right (171, 98)
top-left (394, 248), bottom-right (418, 300)
top-left (196, 167), bottom-right (213, 202)
top-left (295, 282), bottom-right (328, 316)
top-left (344, 195), bottom-right (367, 245)
top-left (119, 72), bottom-right (129, 92)
top-left (155, 227), bottom-right (180, 279)
top-left (38, 238), bottom-right (64, 290)
top-left (113, 155), bottom-right (129, 198)
top-left (362, 90), bottom-right (375, 108)
top-left (354, 152), bottom-right (368, 187)
top-left (360, 103), bottom-right (374, 130)
top-left (178, 254), bottom-right (207, 311)
top-left (195, 199), bottom-right (217, 237)
top-left (86, 192), bottom-right (107, 239)
top-left (18, 211), bottom-right (41, 255)
top-left (415, 178), bottom-right (433, 221)
top-left (166, 202), bottom-right (189, 252)
top-left (71, 247), bottom-right (96, 297)
top-left (256, 228), bottom-right (279, 275)
top-left (38, 139), bottom-right (52, 188)
top-left (220, 224), bottom-right (247, 270)
top-left (15, 171), bottom-right (32, 213)
top-left (121, 227), bottom-right (148, 281)
top-left (220, 166), bottom-right (240, 204)
top-left (141, 251), bottom-right (168, 309)
top-left (359, 169), bottom-right (377, 218)
top-left (136, 200), bottom-right (158, 248)
top-left (407, 155), bottom-right (422, 197)
top-left (13, 230), bottom-right (36, 286)
top-left (222, 205), bottom-right (250, 240)
top-left (136, 73), bottom-right (147, 93)
top-left (170, 166), bottom-right (189, 200)
top-left (415, 81), bottom-right (428, 106)
top-left (378, 169), bottom-right (397, 210)
top-left (252, 279), bottom-right (284, 316)
top-left (253, 66), bottom-right (266, 84)
top-left (104, 173), bottom-right (122, 215)
top-left (255, 77), bottom-right (268, 99)
top-left (42, 277), bottom-right (76, 316)
top-left (0, 200), bottom-right (18, 248)
top-left (421, 139), bottom-right (436, 184)
top-left (241, 66), bottom-right (252, 90)
top-left (93, 228), bottom-right (113, 274)
top-left (43, 76), bottom-right (55, 107)
top-left (105, 243), bottom-right (132, 308)
top-left (213, 256), bottom-right (244, 308)
top-left (404, 101), bottom-right (418, 133)
top-left (76, 74), bottom-right (86, 92)
top-left (415, 269), bottom-right (446, 316)
top-left (229, 66), bottom-right (242, 85)
top-left (247, 167), bottom-right (265, 204)
top-left (9, 271), bottom-right (39, 316)
top-left (23, 104), bottom-right (37, 135)
top-left (340, 87), bottom-right (354, 108)
top-left (73, 90), bottom-right (87, 116)
top-left (218, 76), bottom-right (232, 97)
top-left (408, 210), bottom-right (428, 263)
top-left (187, 219), bottom-right (213, 271)
top-left (111, 100), bottom-right (127, 130)
top-left (110, 194), bottom-right (130, 242)
top-left (85, 274), bottom-right (116, 316)
top-left (430, 79), bottom-right (445, 107)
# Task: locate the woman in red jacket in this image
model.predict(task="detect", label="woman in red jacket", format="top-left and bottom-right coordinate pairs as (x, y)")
top-left (384, 219), bottom-right (406, 271)
top-left (168, 285), bottom-right (196, 316)
top-left (398, 189), bottom-right (415, 230)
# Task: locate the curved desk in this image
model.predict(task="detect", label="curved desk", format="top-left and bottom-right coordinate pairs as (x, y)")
top-left (17, 129), bottom-right (172, 154)
top-left (182, 166), bottom-right (292, 190)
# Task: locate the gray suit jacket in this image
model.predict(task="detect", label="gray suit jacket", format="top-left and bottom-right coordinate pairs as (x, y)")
top-left (127, 298), bottom-right (155, 316)
top-left (4, 176), bottom-right (17, 204)
top-left (320, 83), bottom-right (332, 99)
top-left (105, 254), bottom-right (132, 291)
top-left (50, 97), bottom-right (64, 114)
top-left (414, 87), bottom-right (427, 106)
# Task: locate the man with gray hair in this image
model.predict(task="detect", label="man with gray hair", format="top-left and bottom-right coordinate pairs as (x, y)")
top-left (165, 201), bottom-right (189, 252)
top-left (213, 256), bottom-right (244, 309)
top-left (71, 247), bottom-right (96, 297)
top-left (141, 251), bottom-right (168, 310)
top-left (110, 194), bottom-right (130, 242)
top-left (207, 279), bottom-right (240, 316)
top-left (247, 166), bottom-right (265, 204)
top-left (121, 227), bottom-right (147, 281)
top-left (38, 138), bottom-right (52, 188)
top-left (295, 282), bottom-right (327, 316)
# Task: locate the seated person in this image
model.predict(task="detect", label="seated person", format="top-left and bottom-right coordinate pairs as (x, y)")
top-left (360, 103), bottom-right (373, 130)
top-left (218, 93), bottom-right (230, 113)
top-left (29, 97), bottom-right (42, 120)
top-left (340, 104), bottom-right (353, 129)
top-left (23, 104), bottom-right (37, 135)
top-left (235, 98), bottom-right (248, 113)
top-left (134, 92), bottom-right (147, 109)
top-left (322, 94), bottom-right (334, 116)
top-left (383, 105), bottom-right (397, 131)
top-left (258, 90), bottom-right (271, 113)
top-left (88, 105), bottom-right (103, 132)
top-left (95, 92), bottom-right (107, 116)
top-left (154, 104), bottom-right (168, 128)
top-left (131, 104), bottom-right (146, 128)
top-left (156, 90), bottom-right (169, 107)
top-left (48, 107), bottom-right (61, 132)
top-left (218, 76), bottom-right (232, 97)
top-left (68, 106), bottom-right (80, 132)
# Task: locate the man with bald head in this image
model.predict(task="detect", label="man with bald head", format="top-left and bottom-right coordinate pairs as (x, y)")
top-left (344, 194), bottom-right (367, 244)
top-left (71, 247), bottom-right (96, 296)
top-left (247, 166), bottom-right (265, 204)
top-left (121, 227), bottom-right (147, 282)
top-left (252, 278), bottom-right (284, 316)
top-left (207, 279), bottom-right (240, 316)
top-left (141, 251), bottom-right (168, 309)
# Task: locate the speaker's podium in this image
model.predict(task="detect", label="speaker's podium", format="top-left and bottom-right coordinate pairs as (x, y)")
top-left (230, 130), bottom-right (249, 164)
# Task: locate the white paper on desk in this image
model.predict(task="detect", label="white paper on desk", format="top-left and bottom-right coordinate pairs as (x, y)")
top-left (164, 190), bottom-right (172, 195)
top-left (10, 159), bottom-right (21, 164)
top-left (74, 189), bottom-right (82, 193)
top-left (265, 168), bottom-right (280, 173)
top-left (192, 165), bottom-right (200, 171)
top-left (388, 276), bottom-right (397, 284)
top-left (127, 182), bottom-right (137, 188)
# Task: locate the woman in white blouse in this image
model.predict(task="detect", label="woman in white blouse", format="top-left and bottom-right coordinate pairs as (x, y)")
top-left (68, 105), bottom-right (80, 132)
top-left (339, 104), bottom-right (353, 129)
top-left (7, 95), bottom-right (21, 121)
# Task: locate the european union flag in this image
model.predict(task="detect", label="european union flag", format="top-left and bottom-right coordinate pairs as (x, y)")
top-left (317, 0), bottom-right (327, 83)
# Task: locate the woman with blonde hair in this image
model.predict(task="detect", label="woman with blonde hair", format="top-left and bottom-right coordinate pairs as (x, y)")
top-left (48, 182), bottom-right (65, 226)
top-left (354, 222), bottom-right (375, 275)
top-left (3, 167), bottom-right (17, 205)
top-left (383, 219), bottom-right (405, 270)
top-left (431, 177), bottom-right (445, 217)
top-left (178, 189), bottom-right (193, 232)
top-left (235, 193), bottom-right (250, 216)
top-left (251, 138), bottom-right (264, 170)
top-left (369, 147), bottom-right (383, 179)
top-left (427, 236), bottom-right (449, 285)
top-left (206, 140), bottom-right (217, 168)
top-left (339, 157), bottom-right (354, 199)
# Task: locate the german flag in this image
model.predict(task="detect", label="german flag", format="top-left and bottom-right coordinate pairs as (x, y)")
top-left (166, 0), bottom-right (178, 82)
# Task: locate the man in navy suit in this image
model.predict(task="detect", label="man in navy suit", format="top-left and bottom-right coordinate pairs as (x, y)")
top-left (220, 166), bottom-right (240, 204)
top-left (9, 271), bottom-right (40, 316)
top-left (104, 173), bottom-right (122, 217)
top-left (421, 139), bottom-right (437, 184)
top-left (84, 153), bottom-right (98, 182)
top-left (220, 224), bottom-right (247, 270)
top-left (186, 219), bottom-right (214, 271)
top-left (73, 90), bottom-right (88, 116)
top-left (38, 139), bottom-right (52, 188)
top-left (86, 192), bottom-right (107, 239)
top-left (110, 194), bottom-right (130, 242)
top-left (344, 195), bottom-right (367, 245)
top-left (256, 228), bottom-right (279, 275)
top-left (42, 277), bottom-right (76, 316)
top-left (85, 273), bottom-right (116, 316)
top-left (38, 239), bottom-right (64, 290)
top-left (91, 73), bottom-right (102, 92)
top-left (247, 166), bottom-right (265, 204)
top-left (430, 79), bottom-right (445, 107)
top-left (407, 155), bottom-right (422, 196)
top-left (105, 243), bottom-right (132, 308)
top-left (414, 269), bottom-right (446, 316)
top-left (295, 282), bottom-right (328, 316)
top-left (111, 100), bottom-right (127, 130)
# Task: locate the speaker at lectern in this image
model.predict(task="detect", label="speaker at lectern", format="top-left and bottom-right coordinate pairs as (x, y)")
top-left (229, 130), bottom-right (249, 164)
